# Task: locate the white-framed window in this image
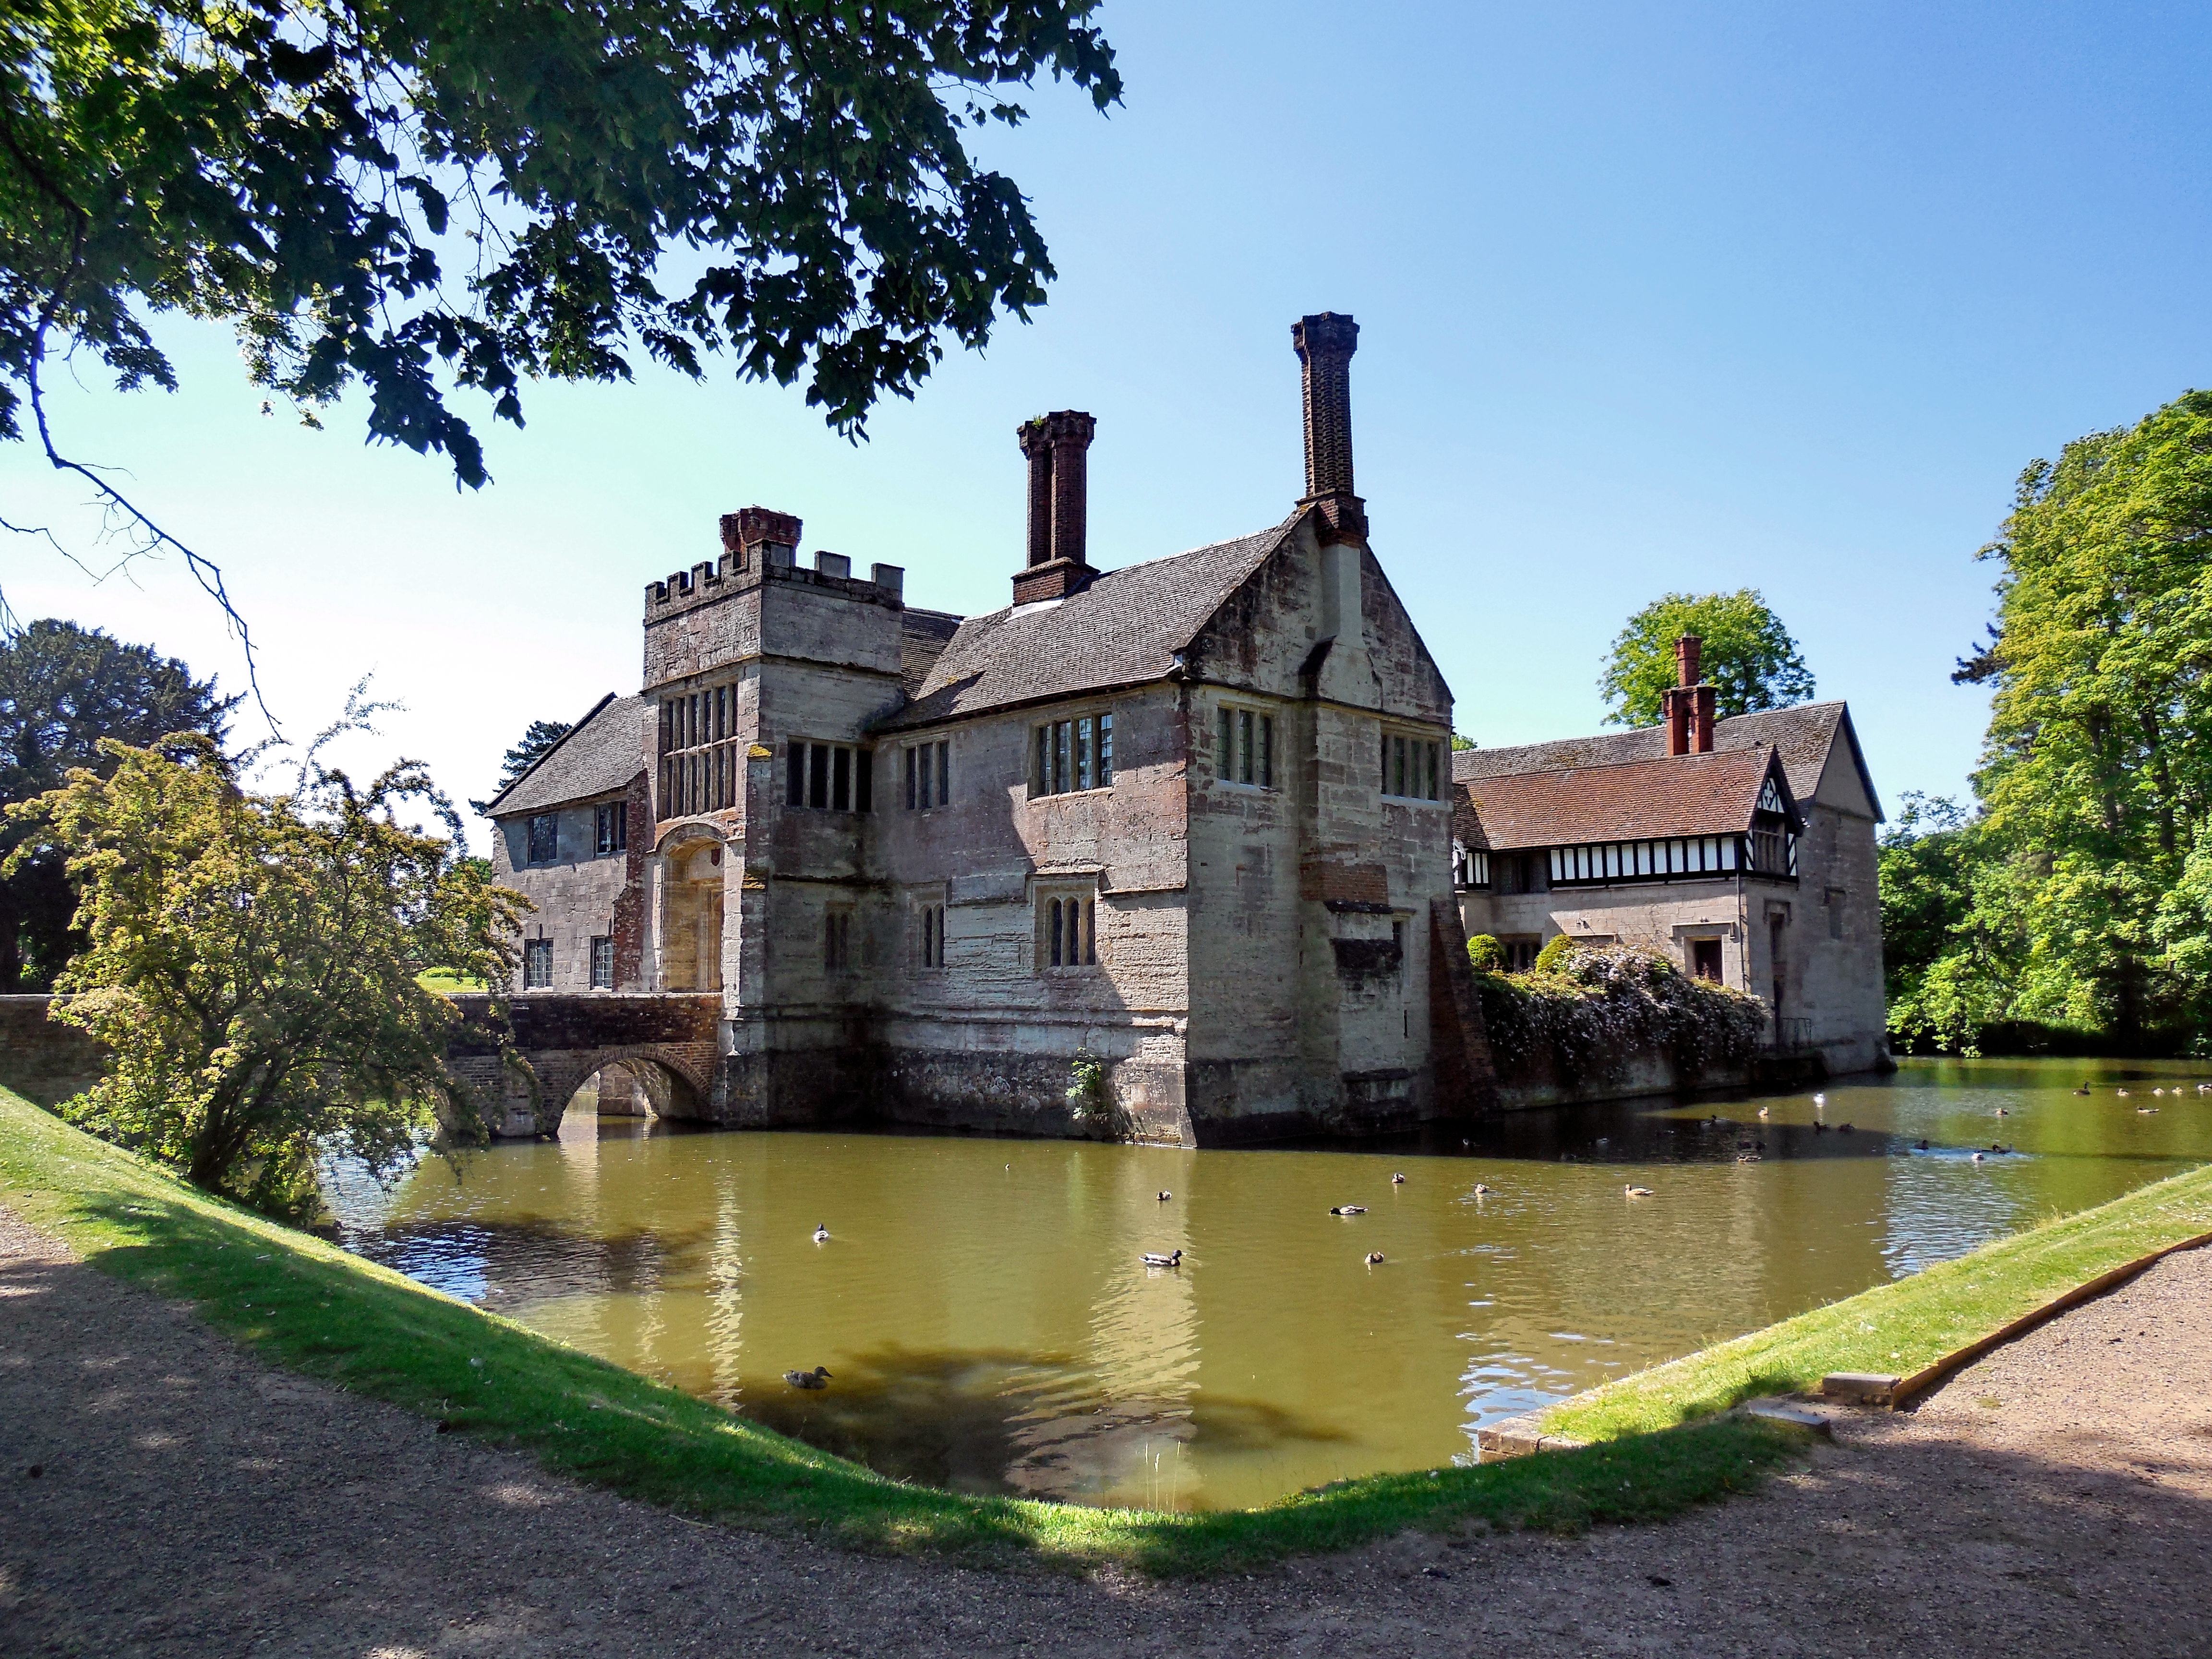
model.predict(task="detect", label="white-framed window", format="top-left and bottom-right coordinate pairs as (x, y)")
top-left (785, 741), bottom-right (872, 813)
top-left (823, 907), bottom-right (854, 971)
top-left (1454, 844), bottom-right (1489, 888)
top-left (526, 813), bottom-right (559, 865)
top-left (1033, 711), bottom-right (1113, 797)
top-left (1038, 892), bottom-right (1099, 971)
top-left (524, 938), bottom-right (553, 989)
top-left (589, 936), bottom-right (615, 989)
top-left (594, 801), bottom-right (627, 856)
top-left (904, 740), bottom-right (951, 809)
top-left (1216, 705), bottom-right (1274, 788)
top-left (1379, 730), bottom-right (1443, 801)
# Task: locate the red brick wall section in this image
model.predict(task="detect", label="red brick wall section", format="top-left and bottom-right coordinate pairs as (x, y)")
top-left (0, 997), bottom-right (108, 1107)
top-left (613, 771), bottom-right (651, 989)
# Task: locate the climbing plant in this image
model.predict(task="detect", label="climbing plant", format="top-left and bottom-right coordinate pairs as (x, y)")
top-left (1471, 939), bottom-right (1769, 1088)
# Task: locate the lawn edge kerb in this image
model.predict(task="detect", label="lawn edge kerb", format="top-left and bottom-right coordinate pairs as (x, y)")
top-left (1541, 1156), bottom-right (2212, 1443)
top-left (9, 1092), bottom-right (2198, 1577)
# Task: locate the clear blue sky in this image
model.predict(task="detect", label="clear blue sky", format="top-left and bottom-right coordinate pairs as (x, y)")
top-left (6, 0), bottom-right (2208, 842)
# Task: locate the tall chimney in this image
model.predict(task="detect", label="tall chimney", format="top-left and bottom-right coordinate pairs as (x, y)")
top-left (1662, 634), bottom-right (1715, 755)
top-left (1011, 410), bottom-right (1098, 604)
top-left (1291, 312), bottom-right (1366, 543)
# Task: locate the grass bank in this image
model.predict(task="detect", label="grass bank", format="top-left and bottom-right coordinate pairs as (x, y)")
top-left (0, 1087), bottom-right (1792, 1576)
top-left (1545, 1157), bottom-right (2212, 1442)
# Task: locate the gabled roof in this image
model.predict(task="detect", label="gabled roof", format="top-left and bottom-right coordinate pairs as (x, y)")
top-left (1456, 746), bottom-right (1796, 851)
top-left (483, 693), bottom-right (646, 817)
top-left (1452, 700), bottom-right (1881, 820)
top-left (873, 516), bottom-right (1300, 731)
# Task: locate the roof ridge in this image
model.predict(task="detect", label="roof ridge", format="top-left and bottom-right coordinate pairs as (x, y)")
top-left (1459, 744), bottom-right (1771, 784)
top-left (482, 691), bottom-right (619, 815)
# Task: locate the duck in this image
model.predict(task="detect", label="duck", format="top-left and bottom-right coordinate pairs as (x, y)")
top-left (1914, 1138), bottom-right (1932, 1151)
top-left (1391, 1173), bottom-right (1407, 1184)
top-left (1838, 1123), bottom-right (1854, 1133)
top-left (2117, 1088), bottom-right (2131, 1097)
top-left (2198, 1083), bottom-right (2211, 1093)
top-left (1996, 1107), bottom-right (2009, 1117)
top-left (1812, 1093), bottom-right (1827, 1108)
top-left (1157, 1191), bottom-right (1172, 1202)
top-left (2138, 1106), bottom-right (2159, 1115)
top-left (1141, 1249), bottom-right (1184, 1268)
top-left (812, 1223), bottom-right (830, 1243)
top-left (1625, 1184), bottom-right (1655, 1198)
top-left (1470, 1183), bottom-right (1495, 1197)
top-left (2073, 1085), bottom-right (2092, 1096)
top-left (1814, 1120), bottom-right (1829, 1133)
top-left (1757, 1106), bottom-right (1771, 1119)
top-left (1365, 1251), bottom-right (1386, 1265)
top-left (783, 1366), bottom-right (832, 1389)
top-left (1330, 1204), bottom-right (1368, 1216)
top-left (1972, 1152), bottom-right (1985, 1163)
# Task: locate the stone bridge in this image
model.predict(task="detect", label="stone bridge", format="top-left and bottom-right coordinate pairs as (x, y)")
top-left (0, 993), bottom-right (723, 1141)
top-left (445, 993), bottom-right (723, 1138)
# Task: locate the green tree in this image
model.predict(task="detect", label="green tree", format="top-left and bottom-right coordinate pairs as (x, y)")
top-left (0, 619), bottom-right (235, 989)
top-left (1876, 793), bottom-right (2027, 1053)
top-left (1, 0), bottom-right (1120, 596)
top-left (1599, 590), bottom-right (1814, 728)
top-left (468, 718), bottom-right (573, 816)
top-left (1948, 389), bottom-right (2212, 1044)
top-left (7, 733), bottom-right (526, 1218)
top-left (1451, 732), bottom-right (1477, 751)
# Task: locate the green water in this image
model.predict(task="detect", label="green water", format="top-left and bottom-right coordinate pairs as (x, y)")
top-left (326, 1058), bottom-right (2212, 1511)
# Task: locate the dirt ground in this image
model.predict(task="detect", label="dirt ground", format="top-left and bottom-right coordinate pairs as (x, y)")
top-left (3, 1202), bottom-right (2210, 1659)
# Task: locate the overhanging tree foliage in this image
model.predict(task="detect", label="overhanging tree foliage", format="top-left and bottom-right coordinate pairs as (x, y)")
top-left (0, 0), bottom-right (1120, 588)
top-left (1918, 390), bottom-right (2212, 1048)
top-left (1599, 590), bottom-right (1814, 729)
top-left (0, 618), bottom-right (234, 990)
top-left (7, 733), bottom-right (526, 1218)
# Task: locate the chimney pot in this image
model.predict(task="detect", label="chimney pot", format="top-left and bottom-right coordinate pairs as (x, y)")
top-left (1675, 634), bottom-right (1702, 688)
top-left (725, 505), bottom-right (803, 570)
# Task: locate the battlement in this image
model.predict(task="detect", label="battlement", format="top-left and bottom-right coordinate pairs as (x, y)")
top-left (645, 510), bottom-right (906, 623)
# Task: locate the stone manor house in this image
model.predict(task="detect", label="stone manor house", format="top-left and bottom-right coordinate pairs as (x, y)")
top-left (485, 313), bottom-right (1887, 1142)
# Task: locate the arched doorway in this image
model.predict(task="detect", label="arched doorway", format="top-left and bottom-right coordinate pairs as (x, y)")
top-left (657, 833), bottom-right (727, 992)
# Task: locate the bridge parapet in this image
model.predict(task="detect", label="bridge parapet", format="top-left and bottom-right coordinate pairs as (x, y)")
top-left (443, 992), bottom-right (724, 1137)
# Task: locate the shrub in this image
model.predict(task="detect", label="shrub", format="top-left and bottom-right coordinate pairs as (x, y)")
top-left (1477, 939), bottom-right (1769, 1089)
top-left (1466, 933), bottom-right (1504, 973)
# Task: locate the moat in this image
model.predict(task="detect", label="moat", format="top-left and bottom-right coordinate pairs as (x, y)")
top-left (324, 1058), bottom-right (2212, 1511)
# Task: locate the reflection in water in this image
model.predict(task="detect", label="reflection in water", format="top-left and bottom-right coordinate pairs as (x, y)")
top-left (326, 1058), bottom-right (2212, 1511)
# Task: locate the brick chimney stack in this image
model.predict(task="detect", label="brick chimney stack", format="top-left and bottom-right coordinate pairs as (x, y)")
top-left (1662, 634), bottom-right (1718, 755)
top-left (721, 505), bottom-right (802, 569)
top-left (1013, 410), bottom-right (1098, 604)
top-left (1292, 312), bottom-right (1367, 544)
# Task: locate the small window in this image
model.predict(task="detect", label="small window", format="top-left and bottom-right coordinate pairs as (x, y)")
top-left (1217, 706), bottom-right (1276, 789)
top-left (1038, 893), bottom-right (1099, 971)
top-left (1690, 938), bottom-right (1724, 982)
top-left (785, 741), bottom-right (870, 813)
top-left (1034, 712), bottom-right (1113, 797)
top-left (916, 902), bottom-right (946, 968)
top-left (589, 936), bottom-right (615, 990)
top-left (524, 938), bottom-right (553, 989)
top-left (1379, 732), bottom-right (1443, 800)
top-left (905, 740), bottom-right (951, 809)
top-left (1503, 937), bottom-right (1540, 973)
top-left (594, 802), bottom-right (627, 856)
top-left (823, 908), bottom-right (853, 971)
top-left (526, 814), bottom-right (559, 865)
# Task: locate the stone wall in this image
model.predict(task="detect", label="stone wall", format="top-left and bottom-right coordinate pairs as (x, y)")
top-left (0, 997), bottom-right (107, 1107)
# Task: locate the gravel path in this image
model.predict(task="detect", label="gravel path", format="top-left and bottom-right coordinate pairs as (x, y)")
top-left (4, 1201), bottom-right (2210, 1658)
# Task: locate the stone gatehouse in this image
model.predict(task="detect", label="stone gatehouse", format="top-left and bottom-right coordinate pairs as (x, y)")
top-left (486, 313), bottom-right (1497, 1144)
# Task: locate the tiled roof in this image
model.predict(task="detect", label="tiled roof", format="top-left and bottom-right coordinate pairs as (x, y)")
top-left (875, 517), bottom-right (1299, 731)
top-left (1453, 701), bottom-right (1875, 815)
top-left (484, 693), bottom-right (646, 817)
top-left (1457, 747), bottom-right (1782, 850)
top-left (899, 608), bottom-right (963, 697)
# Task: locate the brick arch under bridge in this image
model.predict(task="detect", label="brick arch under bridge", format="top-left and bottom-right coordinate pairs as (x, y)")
top-left (444, 994), bottom-right (722, 1140)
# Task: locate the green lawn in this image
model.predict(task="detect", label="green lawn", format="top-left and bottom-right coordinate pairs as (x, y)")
top-left (416, 969), bottom-right (487, 993)
top-left (0, 1086), bottom-right (1793, 1575)
top-left (1544, 1157), bottom-right (2212, 1442)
